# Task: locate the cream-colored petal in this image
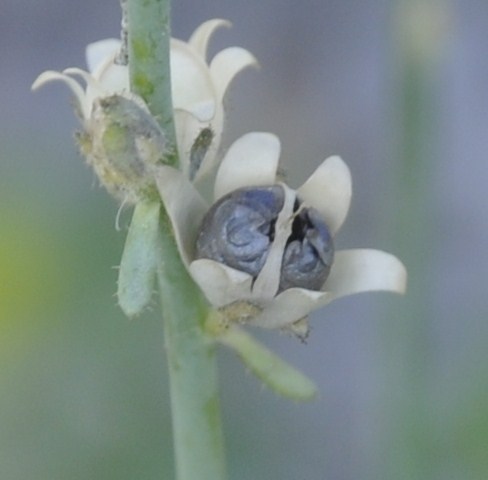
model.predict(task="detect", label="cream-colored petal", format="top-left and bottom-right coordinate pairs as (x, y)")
top-left (324, 249), bottom-right (407, 299)
top-left (192, 105), bottom-right (225, 182)
top-left (189, 259), bottom-right (253, 308)
top-left (210, 47), bottom-right (258, 101)
top-left (188, 19), bottom-right (232, 59)
top-left (214, 132), bottom-right (281, 200)
top-left (63, 68), bottom-right (106, 119)
top-left (174, 108), bottom-right (213, 178)
top-left (153, 166), bottom-right (208, 266)
top-left (171, 40), bottom-right (216, 118)
top-left (297, 155), bottom-right (352, 235)
top-left (252, 184), bottom-right (295, 300)
top-left (185, 100), bottom-right (216, 122)
top-left (250, 288), bottom-right (331, 329)
top-left (174, 108), bottom-right (200, 175)
top-left (85, 39), bottom-right (121, 74)
top-left (192, 122), bottom-right (223, 183)
top-left (31, 71), bottom-right (88, 118)
top-left (63, 68), bottom-right (103, 94)
top-left (95, 62), bottom-right (129, 94)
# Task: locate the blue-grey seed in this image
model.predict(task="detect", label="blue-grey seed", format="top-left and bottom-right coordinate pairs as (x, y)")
top-left (196, 185), bottom-right (334, 291)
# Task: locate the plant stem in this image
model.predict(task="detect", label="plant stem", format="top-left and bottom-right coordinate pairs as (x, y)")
top-left (157, 209), bottom-right (226, 480)
top-left (127, 0), bottom-right (177, 165)
top-left (126, 1), bottom-right (227, 479)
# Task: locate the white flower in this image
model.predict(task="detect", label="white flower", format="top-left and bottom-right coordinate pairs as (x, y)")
top-left (31, 19), bottom-right (257, 183)
top-left (154, 132), bottom-right (407, 331)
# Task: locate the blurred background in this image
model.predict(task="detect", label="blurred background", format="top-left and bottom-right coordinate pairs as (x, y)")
top-left (1, 0), bottom-right (487, 479)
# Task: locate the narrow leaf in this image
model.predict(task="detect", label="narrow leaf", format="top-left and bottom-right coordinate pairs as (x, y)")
top-left (117, 200), bottom-right (160, 317)
top-left (219, 327), bottom-right (318, 401)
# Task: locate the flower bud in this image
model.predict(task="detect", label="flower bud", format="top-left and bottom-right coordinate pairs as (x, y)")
top-left (77, 94), bottom-right (167, 204)
top-left (196, 185), bottom-right (334, 292)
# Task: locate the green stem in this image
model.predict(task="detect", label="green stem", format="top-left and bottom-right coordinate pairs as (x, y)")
top-left (127, 0), bottom-right (178, 165)
top-left (157, 209), bottom-right (226, 480)
top-left (126, 1), bottom-right (227, 479)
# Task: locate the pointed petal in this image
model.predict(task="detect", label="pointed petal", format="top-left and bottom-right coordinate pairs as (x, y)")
top-left (94, 62), bottom-right (129, 94)
top-left (31, 71), bottom-right (88, 118)
top-left (86, 39), bottom-right (121, 74)
top-left (174, 109), bottom-right (206, 176)
top-left (153, 166), bottom-right (208, 266)
top-left (191, 106), bottom-right (225, 182)
top-left (189, 259), bottom-right (253, 307)
top-left (188, 19), bottom-right (232, 59)
top-left (192, 124), bottom-right (223, 183)
top-left (297, 155), bottom-right (352, 235)
top-left (214, 132), bottom-right (281, 200)
top-left (252, 184), bottom-right (295, 300)
top-left (31, 71), bottom-right (84, 98)
top-left (174, 107), bottom-right (225, 184)
top-left (210, 47), bottom-right (258, 101)
top-left (250, 288), bottom-right (331, 329)
top-left (324, 249), bottom-right (407, 299)
top-left (63, 67), bottom-right (103, 94)
top-left (171, 40), bottom-right (216, 118)
top-left (64, 67), bottom-right (116, 119)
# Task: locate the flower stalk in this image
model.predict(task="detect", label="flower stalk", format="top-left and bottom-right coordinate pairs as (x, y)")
top-left (156, 209), bottom-right (226, 480)
top-left (126, 1), bottom-right (227, 479)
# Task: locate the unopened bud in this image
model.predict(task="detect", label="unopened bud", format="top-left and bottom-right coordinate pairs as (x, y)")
top-left (78, 94), bottom-right (167, 204)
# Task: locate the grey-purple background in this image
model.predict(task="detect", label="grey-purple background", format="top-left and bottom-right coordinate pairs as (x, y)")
top-left (1, 1), bottom-right (487, 479)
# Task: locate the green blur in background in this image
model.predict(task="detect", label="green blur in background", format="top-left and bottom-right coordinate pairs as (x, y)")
top-left (1, 1), bottom-right (488, 479)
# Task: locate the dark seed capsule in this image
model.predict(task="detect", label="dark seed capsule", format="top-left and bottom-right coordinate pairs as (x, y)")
top-left (280, 207), bottom-right (334, 291)
top-left (195, 186), bottom-right (334, 291)
top-left (196, 186), bottom-right (285, 277)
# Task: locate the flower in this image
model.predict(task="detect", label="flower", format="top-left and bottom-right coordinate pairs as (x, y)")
top-left (154, 132), bottom-right (407, 331)
top-left (195, 185), bottom-right (335, 292)
top-left (32, 19), bottom-right (257, 190)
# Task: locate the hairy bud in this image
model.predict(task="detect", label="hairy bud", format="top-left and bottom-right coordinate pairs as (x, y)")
top-left (77, 94), bottom-right (166, 203)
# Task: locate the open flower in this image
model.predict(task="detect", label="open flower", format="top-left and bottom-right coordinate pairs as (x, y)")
top-left (154, 132), bottom-right (407, 331)
top-left (32, 19), bottom-right (257, 189)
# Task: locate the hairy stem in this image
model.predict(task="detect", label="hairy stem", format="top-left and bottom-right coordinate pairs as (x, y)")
top-left (126, 1), bottom-right (227, 479)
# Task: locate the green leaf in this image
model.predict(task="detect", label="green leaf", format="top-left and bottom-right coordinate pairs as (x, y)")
top-left (117, 201), bottom-right (160, 317)
top-left (219, 327), bottom-right (318, 401)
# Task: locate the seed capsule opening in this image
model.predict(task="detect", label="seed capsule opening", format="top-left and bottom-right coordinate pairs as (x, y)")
top-left (196, 185), bottom-right (334, 292)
